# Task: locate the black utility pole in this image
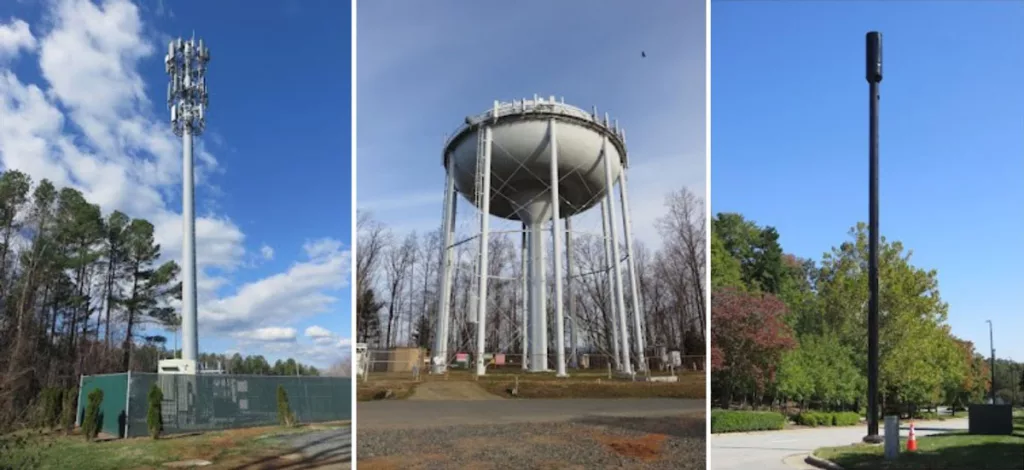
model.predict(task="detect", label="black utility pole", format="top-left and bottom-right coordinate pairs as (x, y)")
top-left (864, 31), bottom-right (883, 444)
top-left (987, 320), bottom-right (996, 403)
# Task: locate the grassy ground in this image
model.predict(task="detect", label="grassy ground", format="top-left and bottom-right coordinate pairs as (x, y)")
top-left (357, 369), bottom-right (705, 401)
top-left (0, 422), bottom-right (350, 470)
top-left (814, 413), bottom-right (1024, 469)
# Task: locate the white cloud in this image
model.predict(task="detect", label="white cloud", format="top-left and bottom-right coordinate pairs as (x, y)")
top-left (260, 244), bottom-right (275, 261)
top-left (303, 325), bottom-right (351, 348)
top-left (232, 327), bottom-right (297, 342)
top-left (201, 237), bottom-right (350, 333)
top-left (304, 325), bottom-right (333, 338)
top-left (261, 340), bottom-right (351, 365)
top-left (0, 0), bottom-right (239, 269)
top-left (0, 19), bottom-right (36, 62)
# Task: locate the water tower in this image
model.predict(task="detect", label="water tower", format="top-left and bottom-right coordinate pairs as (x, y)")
top-left (431, 96), bottom-right (647, 377)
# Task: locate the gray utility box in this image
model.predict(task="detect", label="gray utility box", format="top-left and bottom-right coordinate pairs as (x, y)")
top-left (968, 404), bottom-right (1014, 435)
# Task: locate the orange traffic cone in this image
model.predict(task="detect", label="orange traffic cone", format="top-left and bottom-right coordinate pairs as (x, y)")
top-left (907, 422), bottom-right (918, 452)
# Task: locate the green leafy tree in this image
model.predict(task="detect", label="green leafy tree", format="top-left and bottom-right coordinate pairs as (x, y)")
top-left (120, 219), bottom-right (180, 371)
top-left (0, 170), bottom-right (31, 299)
top-left (712, 213), bottom-right (787, 294)
top-left (101, 211), bottom-right (130, 348)
top-left (710, 230), bottom-right (743, 289)
top-left (815, 224), bottom-right (958, 408)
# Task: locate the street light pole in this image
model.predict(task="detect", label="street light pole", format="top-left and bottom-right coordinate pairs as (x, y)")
top-left (864, 31), bottom-right (883, 444)
top-left (987, 319), bottom-right (995, 403)
top-left (166, 35), bottom-right (210, 366)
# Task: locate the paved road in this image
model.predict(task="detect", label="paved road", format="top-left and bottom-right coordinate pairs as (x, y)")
top-left (358, 398), bottom-right (704, 430)
top-left (709, 418), bottom-right (969, 470)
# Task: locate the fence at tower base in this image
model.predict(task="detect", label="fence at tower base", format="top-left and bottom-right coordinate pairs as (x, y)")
top-left (358, 347), bottom-right (705, 382)
top-left (78, 372), bottom-right (352, 438)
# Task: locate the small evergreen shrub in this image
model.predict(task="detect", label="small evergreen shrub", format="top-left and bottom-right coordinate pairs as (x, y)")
top-left (146, 384), bottom-right (164, 439)
top-left (33, 388), bottom-right (63, 429)
top-left (81, 389), bottom-right (104, 441)
top-left (60, 388), bottom-right (76, 435)
top-left (276, 385), bottom-right (295, 427)
top-left (48, 388), bottom-right (65, 428)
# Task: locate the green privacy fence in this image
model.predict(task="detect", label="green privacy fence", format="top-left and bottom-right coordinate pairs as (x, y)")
top-left (77, 373), bottom-right (130, 437)
top-left (78, 372), bottom-right (352, 438)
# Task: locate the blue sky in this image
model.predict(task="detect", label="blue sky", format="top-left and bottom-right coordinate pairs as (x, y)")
top-left (712, 1), bottom-right (1024, 361)
top-left (0, 0), bottom-right (351, 368)
top-left (357, 0), bottom-right (706, 247)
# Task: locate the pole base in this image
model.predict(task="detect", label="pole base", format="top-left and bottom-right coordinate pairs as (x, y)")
top-left (555, 373), bottom-right (569, 378)
top-left (862, 434), bottom-right (884, 444)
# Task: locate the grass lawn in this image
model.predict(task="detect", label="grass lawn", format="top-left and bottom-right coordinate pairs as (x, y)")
top-left (814, 414), bottom-right (1024, 469)
top-left (0, 422), bottom-right (350, 470)
top-left (356, 369), bottom-right (705, 401)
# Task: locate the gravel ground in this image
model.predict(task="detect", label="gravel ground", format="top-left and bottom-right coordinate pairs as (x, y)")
top-left (357, 414), bottom-right (705, 470)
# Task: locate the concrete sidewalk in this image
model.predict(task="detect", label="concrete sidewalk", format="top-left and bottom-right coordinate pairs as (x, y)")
top-left (709, 418), bottom-right (969, 470)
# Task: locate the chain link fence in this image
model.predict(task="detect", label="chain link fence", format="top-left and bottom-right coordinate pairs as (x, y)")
top-left (78, 372), bottom-right (351, 438)
top-left (358, 347), bottom-right (705, 382)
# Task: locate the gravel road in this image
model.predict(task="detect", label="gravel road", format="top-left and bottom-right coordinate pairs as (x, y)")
top-left (358, 398), bottom-right (704, 430)
top-left (357, 400), bottom-right (705, 469)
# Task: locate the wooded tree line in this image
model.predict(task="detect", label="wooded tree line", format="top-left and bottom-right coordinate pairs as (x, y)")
top-left (709, 213), bottom-right (1023, 412)
top-left (0, 170), bottom-right (324, 432)
top-left (0, 170), bottom-right (181, 429)
top-left (356, 187), bottom-right (707, 364)
top-left (186, 352), bottom-right (322, 377)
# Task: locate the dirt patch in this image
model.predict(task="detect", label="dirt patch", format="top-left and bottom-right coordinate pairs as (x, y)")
top-left (357, 381), bottom-right (419, 401)
top-left (593, 433), bottom-right (668, 461)
top-left (408, 381), bottom-right (503, 401)
top-left (359, 418), bottom-right (704, 470)
top-left (479, 377), bottom-right (705, 400)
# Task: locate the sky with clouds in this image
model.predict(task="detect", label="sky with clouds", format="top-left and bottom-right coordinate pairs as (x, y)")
top-left (356, 0), bottom-right (707, 247)
top-left (0, 0), bottom-right (352, 368)
top-left (713, 1), bottom-right (1024, 360)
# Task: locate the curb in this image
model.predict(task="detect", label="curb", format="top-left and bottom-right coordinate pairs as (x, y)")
top-left (804, 453), bottom-right (845, 470)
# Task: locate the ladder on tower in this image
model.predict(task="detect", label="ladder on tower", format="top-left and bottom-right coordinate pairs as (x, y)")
top-left (468, 125), bottom-right (488, 327)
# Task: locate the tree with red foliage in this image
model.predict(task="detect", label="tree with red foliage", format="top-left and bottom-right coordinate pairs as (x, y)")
top-left (945, 337), bottom-right (989, 411)
top-left (711, 286), bottom-right (796, 408)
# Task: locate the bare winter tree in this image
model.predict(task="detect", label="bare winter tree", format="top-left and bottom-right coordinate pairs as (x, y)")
top-left (383, 232), bottom-right (416, 348)
top-left (356, 212), bottom-right (389, 347)
top-left (354, 186), bottom-right (708, 370)
top-left (356, 212), bottom-right (388, 291)
top-left (325, 356), bottom-right (352, 377)
top-left (655, 188), bottom-right (707, 352)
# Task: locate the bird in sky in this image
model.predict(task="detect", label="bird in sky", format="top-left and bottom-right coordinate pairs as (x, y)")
top-left (641, 51), bottom-right (646, 58)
